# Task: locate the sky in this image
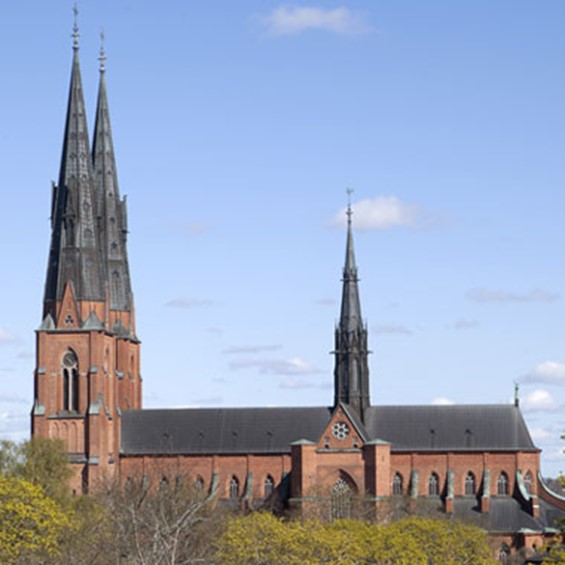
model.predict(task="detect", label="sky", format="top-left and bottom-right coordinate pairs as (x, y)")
top-left (0, 1), bottom-right (564, 475)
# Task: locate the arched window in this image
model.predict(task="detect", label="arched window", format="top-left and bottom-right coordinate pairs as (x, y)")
top-left (62, 350), bottom-right (79, 412)
top-left (194, 476), bottom-right (205, 493)
top-left (465, 472), bottom-right (476, 495)
top-left (524, 471), bottom-right (533, 494)
top-left (229, 476), bottom-right (239, 499)
top-left (497, 472), bottom-right (509, 495)
top-left (392, 473), bottom-right (403, 496)
top-left (159, 476), bottom-right (169, 493)
top-left (428, 472), bottom-right (439, 496)
top-left (264, 475), bottom-right (275, 497)
top-left (331, 477), bottom-right (353, 520)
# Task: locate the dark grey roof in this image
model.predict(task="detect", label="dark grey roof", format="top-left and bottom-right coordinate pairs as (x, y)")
top-left (44, 46), bottom-right (105, 308)
top-left (121, 407), bottom-right (332, 455)
top-left (452, 496), bottom-right (561, 532)
top-left (121, 403), bottom-right (536, 456)
top-left (365, 404), bottom-right (536, 452)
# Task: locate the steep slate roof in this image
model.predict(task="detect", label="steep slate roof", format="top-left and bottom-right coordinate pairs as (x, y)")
top-left (121, 403), bottom-right (536, 455)
top-left (121, 407), bottom-right (332, 455)
top-left (365, 404), bottom-right (536, 452)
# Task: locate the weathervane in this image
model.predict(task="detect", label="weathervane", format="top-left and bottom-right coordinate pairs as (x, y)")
top-left (346, 187), bottom-right (354, 225)
top-left (72, 2), bottom-right (80, 50)
top-left (99, 29), bottom-right (106, 72)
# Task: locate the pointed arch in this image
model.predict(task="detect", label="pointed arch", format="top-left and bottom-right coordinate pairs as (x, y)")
top-left (62, 349), bottom-right (79, 412)
top-left (194, 476), bottom-right (205, 493)
top-left (465, 471), bottom-right (476, 495)
top-left (331, 477), bottom-right (354, 520)
top-left (264, 475), bottom-right (275, 497)
top-left (229, 476), bottom-right (239, 499)
top-left (524, 471), bottom-right (533, 494)
top-left (497, 471), bottom-right (509, 495)
top-left (428, 472), bottom-right (440, 496)
top-left (392, 472), bottom-right (403, 496)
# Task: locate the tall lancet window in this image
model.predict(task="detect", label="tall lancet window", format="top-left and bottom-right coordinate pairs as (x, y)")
top-left (62, 350), bottom-right (79, 412)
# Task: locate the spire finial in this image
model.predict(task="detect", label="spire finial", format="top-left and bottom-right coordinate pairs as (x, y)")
top-left (72, 2), bottom-right (80, 51)
top-left (99, 29), bottom-right (106, 73)
top-left (346, 187), bottom-right (354, 226)
top-left (514, 382), bottom-right (520, 407)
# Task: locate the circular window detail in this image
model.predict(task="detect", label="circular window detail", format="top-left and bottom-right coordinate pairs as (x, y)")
top-left (62, 351), bottom-right (78, 369)
top-left (332, 421), bottom-right (350, 440)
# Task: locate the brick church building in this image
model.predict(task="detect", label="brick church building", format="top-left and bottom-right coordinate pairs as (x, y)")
top-left (32, 24), bottom-right (565, 558)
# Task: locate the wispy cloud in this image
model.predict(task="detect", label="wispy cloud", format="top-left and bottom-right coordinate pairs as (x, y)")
top-left (165, 298), bottom-right (213, 309)
top-left (373, 323), bottom-right (413, 336)
top-left (0, 394), bottom-right (28, 405)
top-left (431, 397), bottom-right (455, 406)
top-left (520, 389), bottom-right (559, 412)
top-left (223, 345), bottom-right (282, 355)
top-left (466, 287), bottom-right (559, 304)
top-left (332, 196), bottom-right (420, 230)
top-left (229, 357), bottom-right (322, 376)
top-left (0, 328), bottom-right (20, 346)
top-left (452, 318), bottom-right (479, 330)
top-left (529, 426), bottom-right (552, 442)
top-left (280, 377), bottom-right (331, 390)
top-left (261, 6), bottom-right (372, 37)
top-left (522, 361), bottom-right (565, 386)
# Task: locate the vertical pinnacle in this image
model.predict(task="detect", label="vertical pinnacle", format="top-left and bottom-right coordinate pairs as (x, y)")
top-left (99, 29), bottom-right (106, 73)
top-left (72, 2), bottom-right (80, 51)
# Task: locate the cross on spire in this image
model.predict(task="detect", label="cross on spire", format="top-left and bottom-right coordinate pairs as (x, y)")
top-left (72, 2), bottom-right (80, 50)
top-left (99, 29), bottom-right (106, 72)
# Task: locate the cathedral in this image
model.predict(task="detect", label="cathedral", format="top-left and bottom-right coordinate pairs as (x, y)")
top-left (32, 23), bottom-right (565, 558)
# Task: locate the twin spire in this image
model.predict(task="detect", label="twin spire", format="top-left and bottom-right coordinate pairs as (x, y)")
top-left (44, 13), bottom-right (132, 320)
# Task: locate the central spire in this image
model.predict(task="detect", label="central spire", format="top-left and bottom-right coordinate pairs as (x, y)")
top-left (333, 192), bottom-right (370, 422)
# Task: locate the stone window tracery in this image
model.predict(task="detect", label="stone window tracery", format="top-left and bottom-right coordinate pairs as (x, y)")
top-left (62, 349), bottom-right (79, 412)
top-left (428, 472), bottom-right (439, 496)
top-left (465, 472), bottom-right (476, 495)
top-left (392, 472), bottom-right (403, 496)
top-left (497, 472), bottom-right (509, 495)
top-left (229, 476), bottom-right (239, 499)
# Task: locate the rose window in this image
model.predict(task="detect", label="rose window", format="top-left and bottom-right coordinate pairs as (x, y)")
top-left (331, 421), bottom-right (350, 440)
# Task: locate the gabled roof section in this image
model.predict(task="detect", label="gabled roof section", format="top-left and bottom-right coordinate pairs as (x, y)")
top-left (121, 407), bottom-right (332, 455)
top-left (364, 404), bottom-right (537, 451)
top-left (44, 37), bottom-right (105, 311)
top-left (92, 46), bottom-right (133, 312)
top-left (317, 403), bottom-right (368, 449)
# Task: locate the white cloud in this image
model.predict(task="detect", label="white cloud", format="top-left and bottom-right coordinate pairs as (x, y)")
top-left (332, 196), bottom-right (419, 230)
top-left (223, 345), bottom-right (282, 355)
top-left (466, 287), bottom-right (560, 304)
top-left (373, 323), bottom-right (413, 336)
top-left (262, 6), bottom-right (372, 37)
top-left (192, 396), bottom-right (223, 405)
top-left (529, 427), bottom-right (552, 442)
top-left (279, 378), bottom-right (329, 390)
top-left (229, 356), bottom-right (322, 375)
top-left (431, 397), bottom-right (455, 406)
top-left (165, 297), bottom-right (213, 309)
top-left (0, 328), bottom-right (20, 345)
top-left (520, 389), bottom-right (559, 412)
top-left (523, 361), bottom-right (565, 385)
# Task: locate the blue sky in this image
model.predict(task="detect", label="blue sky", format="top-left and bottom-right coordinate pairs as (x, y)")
top-left (0, 1), bottom-right (565, 475)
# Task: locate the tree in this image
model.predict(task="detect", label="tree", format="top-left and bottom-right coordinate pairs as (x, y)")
top-left (214, 512), bottom-right (497, 564)
top-left (0, 475), bottom-right (70, 564)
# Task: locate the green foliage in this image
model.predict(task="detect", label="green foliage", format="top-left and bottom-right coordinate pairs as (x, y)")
top-left (0, 475), bottom-right (70, 564)
top-left (215, 512), bottom-right (497, 565)
top-left (0, 438), bottom-right (72, 505)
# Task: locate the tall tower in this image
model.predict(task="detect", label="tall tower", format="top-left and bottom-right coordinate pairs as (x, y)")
top-left (32, 17), bottom-right (141, 491)
top-left (333, 195), bottom-right (370, 422)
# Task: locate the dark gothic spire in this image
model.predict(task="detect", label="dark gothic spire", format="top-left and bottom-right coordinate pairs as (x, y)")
top-left (333, 193), bottom-right (370, 422)
top-left (44, 9), bottom-right (105, 314)
top-left (92, 35), bottom-right (133, 312)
